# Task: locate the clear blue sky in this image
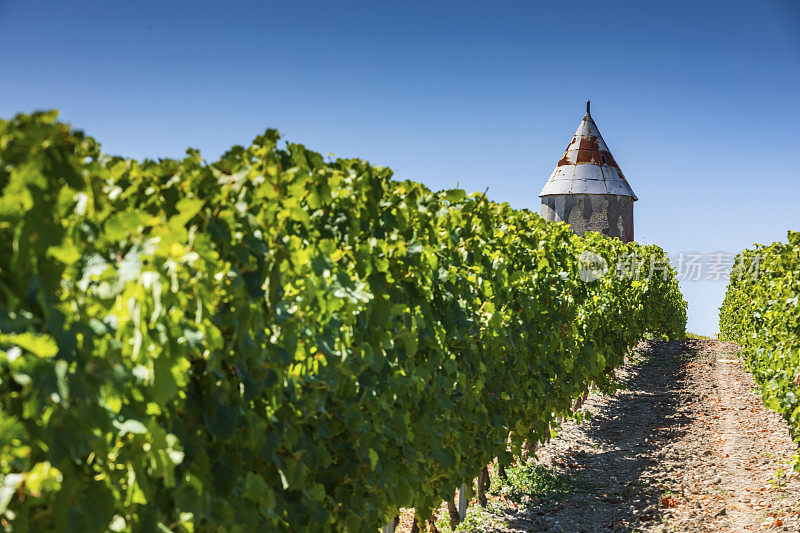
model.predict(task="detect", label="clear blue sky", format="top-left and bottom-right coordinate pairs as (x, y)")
top-left (2, 0), bottom-right (799, 335)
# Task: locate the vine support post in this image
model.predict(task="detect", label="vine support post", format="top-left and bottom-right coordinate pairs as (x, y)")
top-left (457, 483), bottom-right (468, 521)
top-left (381, 516), bottom-right (399, 533)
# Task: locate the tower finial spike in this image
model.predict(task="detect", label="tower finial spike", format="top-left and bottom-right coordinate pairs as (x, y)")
top-left (586, 100), bottom-right (591, 115)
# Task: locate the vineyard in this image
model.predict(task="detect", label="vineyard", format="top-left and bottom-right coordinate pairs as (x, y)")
top-left (720, 232), bottom-right (800, 468)
top-left (0, 112), bottom-right (691, 531)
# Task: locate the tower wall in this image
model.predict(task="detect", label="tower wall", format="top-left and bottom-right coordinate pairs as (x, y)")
top-left (541, 194), bottom-right (634, 243)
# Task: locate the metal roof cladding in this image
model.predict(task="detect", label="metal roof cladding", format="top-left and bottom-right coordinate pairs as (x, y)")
top-left (539, 101), bottom-right (637, 200)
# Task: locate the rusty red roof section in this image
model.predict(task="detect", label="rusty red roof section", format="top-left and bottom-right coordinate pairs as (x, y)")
top-left (539, 102), bottom-right (637, 200)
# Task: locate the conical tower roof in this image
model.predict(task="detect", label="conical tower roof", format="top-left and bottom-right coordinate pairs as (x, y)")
top-left (539, 102), bottom-right (637, 200)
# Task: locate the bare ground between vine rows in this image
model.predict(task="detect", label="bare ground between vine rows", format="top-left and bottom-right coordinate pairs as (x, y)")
top-left (397, 339), bottom-right (800, 532)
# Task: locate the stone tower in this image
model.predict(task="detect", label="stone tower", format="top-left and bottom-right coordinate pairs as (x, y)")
top-left (539, 102), bottom-right (636, 242)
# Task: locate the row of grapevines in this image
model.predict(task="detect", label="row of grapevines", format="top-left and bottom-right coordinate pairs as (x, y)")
top-left (0, 111), bottom-right (686, 532)
top-left (719, 232), bottom-right (800, 466)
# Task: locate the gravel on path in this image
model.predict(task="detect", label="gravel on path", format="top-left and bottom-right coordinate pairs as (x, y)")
top-left (450, 340), bottom-right (800, 532)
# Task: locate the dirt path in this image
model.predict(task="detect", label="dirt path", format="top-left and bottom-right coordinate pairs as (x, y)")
top-left (464, 340), bottom-right (800, 532)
